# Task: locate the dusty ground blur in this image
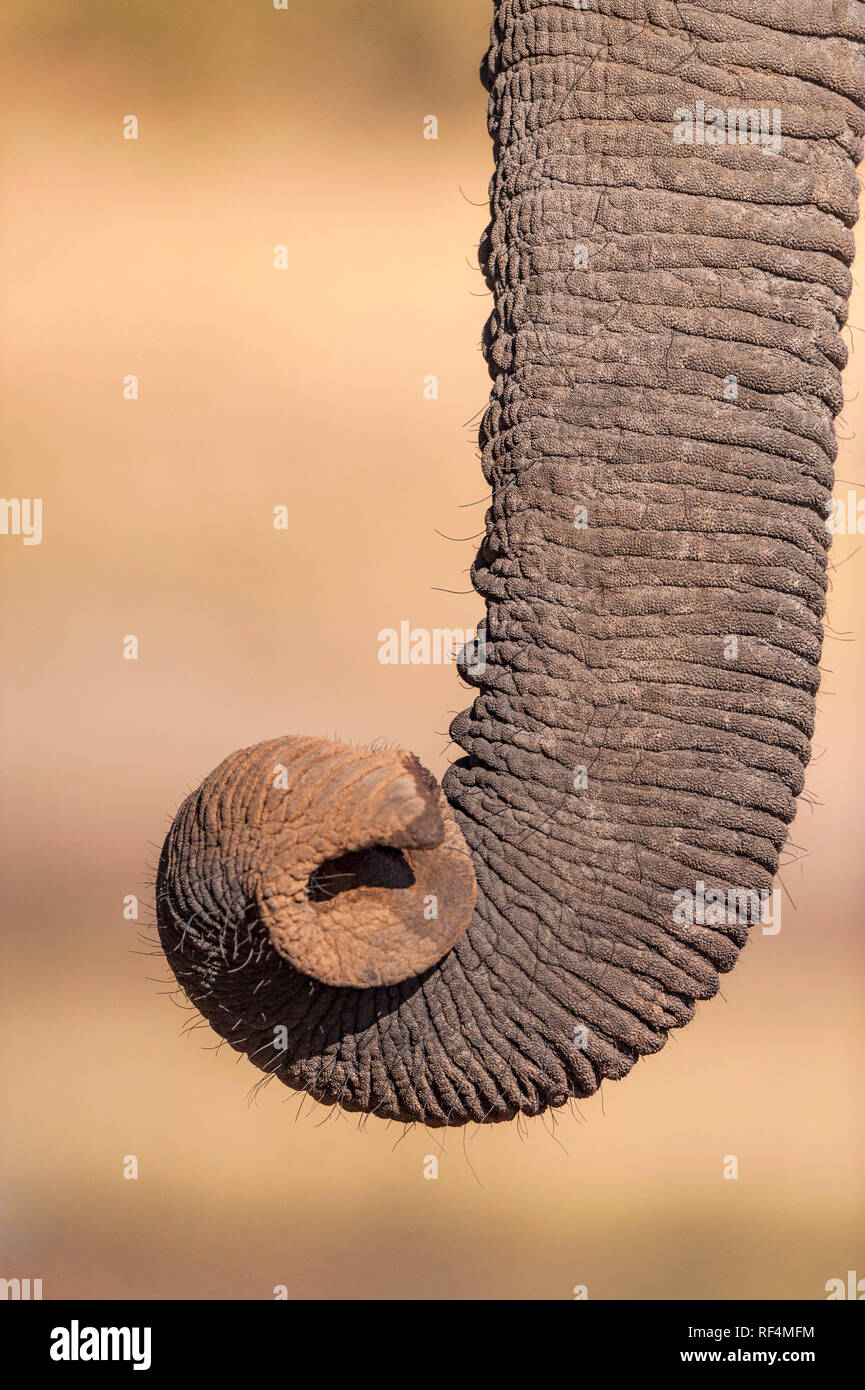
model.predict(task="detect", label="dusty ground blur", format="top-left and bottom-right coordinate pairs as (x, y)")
top-left (1, 1), bottom-right (863, 1299)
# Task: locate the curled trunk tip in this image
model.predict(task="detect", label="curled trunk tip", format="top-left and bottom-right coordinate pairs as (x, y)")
top-left (157, 736), bottom-right (476, 990)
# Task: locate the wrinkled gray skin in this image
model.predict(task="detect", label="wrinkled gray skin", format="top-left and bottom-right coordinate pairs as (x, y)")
top-left (158, 1), bottom-right (865, 1125)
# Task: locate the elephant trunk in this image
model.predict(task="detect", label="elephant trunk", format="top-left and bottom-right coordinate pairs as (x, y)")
top-left (157, 1), bottom-right (865, 1124)
top-left (157, 737), bottom-right (475, 989)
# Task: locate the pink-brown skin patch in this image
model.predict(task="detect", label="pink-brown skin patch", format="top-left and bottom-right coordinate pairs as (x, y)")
top-left (159, 737), bottom-right (475, 990)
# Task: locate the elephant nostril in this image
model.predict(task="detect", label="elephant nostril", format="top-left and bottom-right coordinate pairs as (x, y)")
top-left (307, 846), bottom-right (416, 903)
top-left (157, 735), bottom-right (477, 992)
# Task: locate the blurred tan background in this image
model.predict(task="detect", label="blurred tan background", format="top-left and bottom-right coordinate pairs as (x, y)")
top-left (1, 0), bottom-right (862, 1300)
